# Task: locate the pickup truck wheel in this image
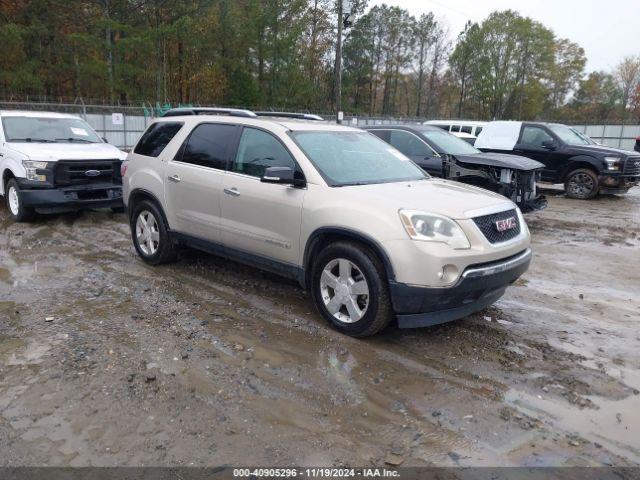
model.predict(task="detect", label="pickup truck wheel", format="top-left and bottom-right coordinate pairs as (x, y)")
top-left (5, 179), bottom-right (34, 222)
top-left (311, 241), bottom-right (392, 337)
top-left (130, 200), bottom-right (176, 265)
top-left (565, 169), bottom-right (599, 199)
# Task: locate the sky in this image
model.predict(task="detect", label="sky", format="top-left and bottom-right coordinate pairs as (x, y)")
top-left (368, 0), bottom-right (640, 72)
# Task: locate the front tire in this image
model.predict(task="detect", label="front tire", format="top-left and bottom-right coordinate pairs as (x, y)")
top-left (5, 178), bottom-right (34, 222)
top-left (311, 241), bottom-right (392, 337)
top-left (565, 168), bottom-right (599, 199)
top-left (130, 200), bottom-right (176, 265)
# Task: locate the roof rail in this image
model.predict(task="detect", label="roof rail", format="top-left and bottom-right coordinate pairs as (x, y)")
top-left (162, 107), bottom-right (257, 118)
top-left (255, 111), bottom-right (324, 121)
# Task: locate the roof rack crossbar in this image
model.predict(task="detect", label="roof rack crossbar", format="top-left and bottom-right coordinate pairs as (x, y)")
top-left (255, 111), bottom-right (324, 121)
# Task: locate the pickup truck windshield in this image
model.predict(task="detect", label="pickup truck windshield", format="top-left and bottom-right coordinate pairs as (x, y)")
top-left (291, 131), bottom-right (427, 186)
top-left (2, 116), bottom-right (102, 143)
top-left (419, 129), bottom-right (481, 155)
top-left (548, 124), bottom-right (590, 146)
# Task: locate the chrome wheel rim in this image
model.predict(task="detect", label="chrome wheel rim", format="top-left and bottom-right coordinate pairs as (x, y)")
top-left (135, 210), bottom-right (160, 256)
top-left (568, 173), bottom-right (594, 198)
top-left (8, 186), bottom-right (19, 216)
top-left (320, 258), bottom-right (369, 324)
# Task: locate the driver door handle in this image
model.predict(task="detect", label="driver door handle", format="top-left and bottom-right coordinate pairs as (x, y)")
top-left (224, 187), bottom-right (240, 197)
top-left (168, 174), bottom-right (181, 183)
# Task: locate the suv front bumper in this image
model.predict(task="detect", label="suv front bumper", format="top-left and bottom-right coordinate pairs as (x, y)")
top-left (16, 180), bottom-right (123, 213)
top-left (390, 248), bottom-right (532, 329)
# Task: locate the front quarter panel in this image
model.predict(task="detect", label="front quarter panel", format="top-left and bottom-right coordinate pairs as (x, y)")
top-left (0, 147), bottom-right (28, 196)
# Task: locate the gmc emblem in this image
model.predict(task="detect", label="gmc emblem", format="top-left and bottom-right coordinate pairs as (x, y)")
top-left (495, 217), bottom-right (517, 232)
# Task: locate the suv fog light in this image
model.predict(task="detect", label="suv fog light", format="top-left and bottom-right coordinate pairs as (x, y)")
top-left (438, 264), bottom-right (459, 283)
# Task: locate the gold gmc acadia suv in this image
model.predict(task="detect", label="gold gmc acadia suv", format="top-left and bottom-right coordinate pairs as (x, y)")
top-left (122, 108), bottom-right (532, 337)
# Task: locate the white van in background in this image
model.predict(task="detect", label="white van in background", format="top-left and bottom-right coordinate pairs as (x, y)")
top-left (425, 120), bottom-right (487, 139)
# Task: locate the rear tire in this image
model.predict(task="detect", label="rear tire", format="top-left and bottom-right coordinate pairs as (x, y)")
top-left (311, 241), bottom-right (392, 338)
top-left (5, 178), bottom-right (34, 222)
top-left (130, 199), bottom-right (176, 265)
top-left (565, 168), bottom-right (599, 199)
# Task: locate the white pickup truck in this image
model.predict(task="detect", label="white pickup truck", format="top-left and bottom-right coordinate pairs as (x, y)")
top-left (0, 110), bottom-right (127, 221)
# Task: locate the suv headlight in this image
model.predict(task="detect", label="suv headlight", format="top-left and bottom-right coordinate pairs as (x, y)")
top-left (22, 160), bottom-right (49, 181)
top-left (399, 210), bottom-right (470, 249)
top-left (604, 157), bottom-right (621, 171)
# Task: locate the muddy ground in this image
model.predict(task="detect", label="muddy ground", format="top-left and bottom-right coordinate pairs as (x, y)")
top-left (0, 187), bottom-right (639, 468)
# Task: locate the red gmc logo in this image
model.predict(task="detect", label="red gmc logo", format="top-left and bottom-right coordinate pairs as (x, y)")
top-left (495, 217), bottom-right (517, 232)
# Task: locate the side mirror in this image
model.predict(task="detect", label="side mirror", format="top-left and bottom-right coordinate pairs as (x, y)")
top-left (261, 166), bottom-right (305, 187)
top-left (542, 140), bottom-right (557, 150)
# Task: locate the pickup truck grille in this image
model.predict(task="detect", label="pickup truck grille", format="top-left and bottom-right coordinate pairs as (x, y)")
top-left (624, 157), bottom-right (640, 175)
top-left (54, 160), bottom-right (122, 187)
top-left (472, 209), bottom-right (521, 244)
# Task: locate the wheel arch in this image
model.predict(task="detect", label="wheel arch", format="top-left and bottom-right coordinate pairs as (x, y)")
top-left (559, 156), bottom-right (601, 181)
top-left (302, 227), bottom-right (395, 290)
top-left (127, 188), bottom-right (169, 226)
top-left (2, 168), bottom-right (16, 196)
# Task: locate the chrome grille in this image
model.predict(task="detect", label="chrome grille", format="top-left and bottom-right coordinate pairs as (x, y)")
top-left (472, 209), bottom-right (521, 244)
top-left (624, 157), bottom-right (640, 175)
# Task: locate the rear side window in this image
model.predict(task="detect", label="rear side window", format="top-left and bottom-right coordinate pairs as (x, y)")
top-left (461, 125), bottom-right (472, 134)
top-left (134, 122), bottom-right (183, 157)
top-left (451, 125), bottom-right (461, 133)
top-left (179, 123), bottom-right (237, 170)
top-left (476, 126), bottom-right (483, 135)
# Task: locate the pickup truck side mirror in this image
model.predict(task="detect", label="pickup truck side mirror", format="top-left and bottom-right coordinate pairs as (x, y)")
top-left (261, 166), bottom-right (305, 187)
top-left (542, 140), bottom-right (557, 150)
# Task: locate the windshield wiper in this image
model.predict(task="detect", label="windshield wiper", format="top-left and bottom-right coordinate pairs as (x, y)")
top-left (55, 138), bottom-right (94, 143)
top-left (9, 138), bottom-right (56, 143)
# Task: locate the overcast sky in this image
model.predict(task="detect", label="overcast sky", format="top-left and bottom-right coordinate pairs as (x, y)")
top-left (369, 0), bottom-right (640, 72)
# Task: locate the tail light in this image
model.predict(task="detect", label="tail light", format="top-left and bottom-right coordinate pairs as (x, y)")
top-left (121, 160), bottom-right (128, 177)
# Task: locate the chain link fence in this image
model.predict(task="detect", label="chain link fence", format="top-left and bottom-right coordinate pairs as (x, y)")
top-left (1, 100), bottom-right (638, 151)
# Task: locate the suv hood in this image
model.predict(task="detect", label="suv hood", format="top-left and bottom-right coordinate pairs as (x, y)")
top-left (342, 178), bottom-right (514, 220)
top-left (565, 144), bottom-right (637, 157)
top-left (6, 142), bottom-right (127, 161)
top-left (454, 152), bottom-right (544, 170)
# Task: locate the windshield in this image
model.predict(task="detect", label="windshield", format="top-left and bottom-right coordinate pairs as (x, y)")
top-left (419, 129), bottom-right (481, 155)
top-left (291, 131), bottom-right (427, 186)
top-left (547, 124), bottom-right (590, 146)
top-left (1, 116), bottom-right (102, 143)
top-left (570, 128), bottom-right (596, 145)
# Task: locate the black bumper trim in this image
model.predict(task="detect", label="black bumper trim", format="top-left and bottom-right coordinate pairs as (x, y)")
top-left (391, 249), bottom-right (532, 329)
top-left (18, 183), bottom-right (123, 213)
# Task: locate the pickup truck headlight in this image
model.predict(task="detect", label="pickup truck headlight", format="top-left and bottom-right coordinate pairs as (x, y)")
top-left (604, 157), bottom-right (621, 171)
top-left (22, 160), bottom-right (49, 182)
top-left (399, 210), bottom-right (470, 249)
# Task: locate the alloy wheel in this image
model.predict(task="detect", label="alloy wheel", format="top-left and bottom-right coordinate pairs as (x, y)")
top-left (320, 258), bottom-right (370, 324)
top-left (135, 210), bottom-right (160, 256)
top-left (568, 173), bottom-right (594, 198)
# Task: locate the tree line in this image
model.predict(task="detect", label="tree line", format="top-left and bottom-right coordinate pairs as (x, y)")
top-left (1, 0), bottom-right (639, 122)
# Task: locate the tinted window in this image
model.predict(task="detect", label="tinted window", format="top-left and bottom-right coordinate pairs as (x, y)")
top-left (461, 125), bottom-right (472, 134)
top-left (233, 128), bottom-right (296, 178)
top-left (451, 125), bottom-right (461, 133)
top-left (436, 125), bottom-right (450, 131)
top-left (389, 130), bottom-right (431, 157)
top-left (367, 129), bottom-right (390, 142)
top-left (134, 122), bottom-right (183, 157)
top-left (476, 126), bottom-right (483, 135)
top-left (180, 123), bottom-right (236, 170)
top-left (520, 126), bottom-right (554, 149)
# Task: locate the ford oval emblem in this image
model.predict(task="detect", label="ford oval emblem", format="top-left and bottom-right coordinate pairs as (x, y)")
top-left (85, 169), bottom-right (101, 177)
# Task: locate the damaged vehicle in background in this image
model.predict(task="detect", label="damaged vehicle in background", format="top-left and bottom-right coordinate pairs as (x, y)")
top-left (475, 121), bottom-right (640, 199)
top-left (363, 125), bottom-right (546, 212)
top-left (0, 111), bottom-right (127, 222)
